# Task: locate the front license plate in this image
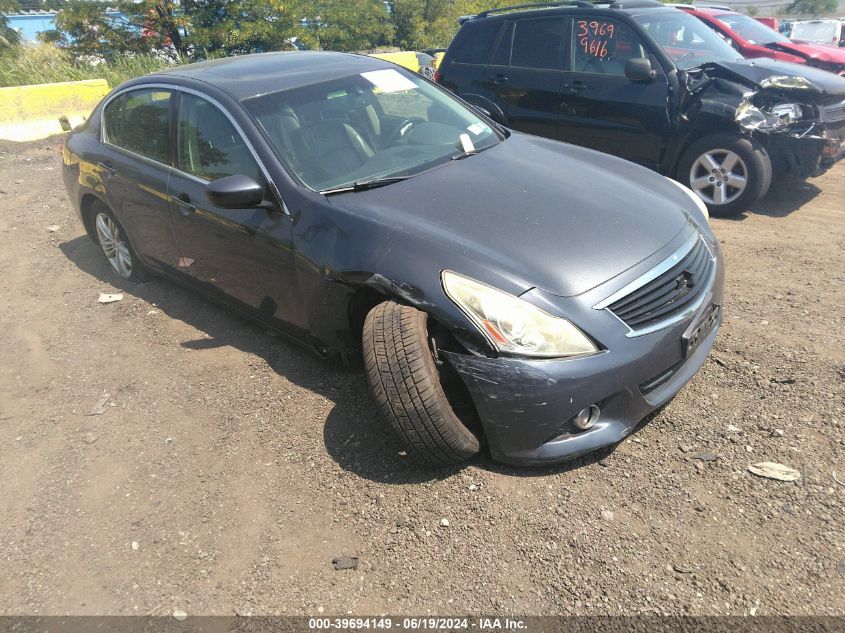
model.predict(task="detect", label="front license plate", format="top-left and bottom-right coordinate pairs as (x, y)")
top-left (683, 305), bottom-right (720, 359)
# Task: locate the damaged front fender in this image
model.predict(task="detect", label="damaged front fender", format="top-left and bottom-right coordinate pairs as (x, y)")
top-left (678, 63), bottom-right (844, 178)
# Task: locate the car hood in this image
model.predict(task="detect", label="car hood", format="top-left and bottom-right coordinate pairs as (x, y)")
top-left (701, 58), bottom-right (845, 103)
top-left (779, 40), bottom-right (845, 63)
top-left (329, 134), bottom-right (696, 298)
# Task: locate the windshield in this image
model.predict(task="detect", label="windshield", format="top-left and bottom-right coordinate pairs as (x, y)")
top-left (716, 13), bottom-right (789, 45)
top-left (243, 68), bottom-right (502, 192)
top-left (790, 20), bottom-right (840, 44)
top-left (635, 11), bottom-right (744, 69)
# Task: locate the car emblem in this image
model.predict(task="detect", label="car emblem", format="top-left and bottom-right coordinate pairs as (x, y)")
top-left (676, 270), bottom-right (695, 290)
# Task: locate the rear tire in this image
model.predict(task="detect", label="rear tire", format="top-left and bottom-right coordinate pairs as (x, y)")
top-left (363, 300), bottom-right (480, 466)
top-left (91, 201), bottom-right (149, 282)
top-left (677, 133), bottom-right (771, 218)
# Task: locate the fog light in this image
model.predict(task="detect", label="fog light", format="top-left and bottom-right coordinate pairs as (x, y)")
top-left (573, 404), bottom-right (601, 430)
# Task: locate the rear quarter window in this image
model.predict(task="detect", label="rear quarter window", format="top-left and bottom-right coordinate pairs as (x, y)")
top-left (449, 20), bottom-right (503, 64)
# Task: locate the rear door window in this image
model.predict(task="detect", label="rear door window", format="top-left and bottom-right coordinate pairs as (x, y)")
top-left (450, 20), bottom-right (502, 64)
top-left (104, 89), bottom-right (172, 164)
top-left (510, 18), bottom-right (566, 70)
top-left (490, 22), bottom-right (514, 66)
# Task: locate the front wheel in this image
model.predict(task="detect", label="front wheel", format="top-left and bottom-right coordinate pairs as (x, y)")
top-left (677, 134), bottom-right (772, 218)
top-left (362, 300), bottom-right (480, 466)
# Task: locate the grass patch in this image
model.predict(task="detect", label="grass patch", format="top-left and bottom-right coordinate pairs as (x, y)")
top-left (0, 44), bottom-right (179, 88)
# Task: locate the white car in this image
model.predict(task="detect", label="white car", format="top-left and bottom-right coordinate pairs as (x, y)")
top-left (790, 19), bottom-right (844, 47)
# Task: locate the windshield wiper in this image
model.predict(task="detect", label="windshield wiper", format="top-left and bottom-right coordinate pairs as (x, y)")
top-left (321, 176), bottom-right (410, 195)
top-left (451, 148), bottom-right (478, 160)
top-left (452, 132), bottom-right (479, 161)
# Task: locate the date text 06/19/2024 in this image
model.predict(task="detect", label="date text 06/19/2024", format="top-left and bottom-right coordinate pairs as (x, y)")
top-left (308, 617), bottom-right (528, 630)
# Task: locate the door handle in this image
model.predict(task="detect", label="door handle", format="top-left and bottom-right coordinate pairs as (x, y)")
top-left (97, 161), bottom-right (116, 176)
top-left (171, 192), bottom-right (196, 216)
top-left (563, 80), bottom-right (588, 93)
top-left (489, 73), bottom-right (508, 85)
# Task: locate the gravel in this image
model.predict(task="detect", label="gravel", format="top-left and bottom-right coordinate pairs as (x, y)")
top-left (0, 137), bottom-right (842, 616)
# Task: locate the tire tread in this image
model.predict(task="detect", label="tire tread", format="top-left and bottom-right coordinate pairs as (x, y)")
top-left (363, 301), bottom-right (480, 466)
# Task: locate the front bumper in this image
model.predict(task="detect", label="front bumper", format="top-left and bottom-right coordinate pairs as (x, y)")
top-left (443, 233), bottom-right (725, 466)
top-left (767, 118), bottom-right (845, 179)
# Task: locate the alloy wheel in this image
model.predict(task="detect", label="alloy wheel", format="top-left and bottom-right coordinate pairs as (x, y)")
top-left (95, 212), bottom-right (133, 279)
top-left (689, 149), bottom-right (749, 207)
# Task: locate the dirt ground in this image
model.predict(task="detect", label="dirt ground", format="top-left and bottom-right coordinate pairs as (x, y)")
top-left (0, 137), bottom-right (843, 618)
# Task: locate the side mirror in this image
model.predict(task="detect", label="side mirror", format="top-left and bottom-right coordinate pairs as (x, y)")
top-left (625, 57), bottom-right (656, 83)
top-left (205, 175), bottom-right (264, 209)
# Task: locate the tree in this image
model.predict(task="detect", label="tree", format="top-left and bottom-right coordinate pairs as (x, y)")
top-left (294, 0), bottom-right (393, 51)
top-left (745, 4), bottom-right (758, 15)
top-left (52, 0), bottom-right (190, 59)
top-left (185, 0), bottom-right (299, 56)
top-left (45, 0), bottom-right (533, 62)
top-left (386, 0), bottom-right (511, 50)
top-left (50, 0), bottom-right (301, 59)
top-left (52, 1), bottom-right (137, 59)
top-left (783, 0), bottom-right (838, 14)
top-left (1, 0), bottom-right (22, 49)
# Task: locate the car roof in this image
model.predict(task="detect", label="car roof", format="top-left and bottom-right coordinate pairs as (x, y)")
top-left (680, 6), bottom-right (733, 15)
top-left (467, 0), bottom-right (680, 21)
top-left (145, 50), bottom-right (395, 101)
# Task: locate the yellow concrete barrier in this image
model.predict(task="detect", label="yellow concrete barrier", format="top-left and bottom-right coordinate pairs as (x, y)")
top-left (368, 51), bottom-right (421, 73)
top-left (0, 79), bottom-right (110, 142)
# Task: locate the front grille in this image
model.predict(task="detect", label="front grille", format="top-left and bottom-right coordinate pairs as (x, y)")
top-left (609, 238), bottom-right (713, 331)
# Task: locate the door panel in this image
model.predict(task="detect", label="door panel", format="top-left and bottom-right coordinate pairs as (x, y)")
top-left (558, 16), bottom-right (670, 170)
top-left (168, 92), bottom-right (297, 330)
top-left (167, 177), bottom-right (290, 314)
top-left (488, 18), bottom-right (568, 139)
top-left (100, 89), bottom-right (180, 269)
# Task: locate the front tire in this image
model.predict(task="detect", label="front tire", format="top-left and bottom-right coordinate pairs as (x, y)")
top-left (677, 133), bottom-right (772, 218)
top-left (91, 202), bottom-right (148, 282)
top-left (363, 301), bottom-right (480, 466)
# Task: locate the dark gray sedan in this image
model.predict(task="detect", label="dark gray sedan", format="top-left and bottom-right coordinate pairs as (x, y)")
top-left (61, 51), bottom-right (723, 466)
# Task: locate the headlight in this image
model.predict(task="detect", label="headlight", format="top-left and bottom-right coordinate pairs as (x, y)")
top-left (665, 176), bottom-right (709, 222)
top-left (768, 103), bottom-right (803, 124)
top-left (441, 271), bottom-right (598, 358)
top-left (737, 99), bottom-right (805, 131)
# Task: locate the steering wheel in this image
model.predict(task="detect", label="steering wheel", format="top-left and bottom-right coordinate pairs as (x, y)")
top-left (387, 117), bottom-right (425, 145)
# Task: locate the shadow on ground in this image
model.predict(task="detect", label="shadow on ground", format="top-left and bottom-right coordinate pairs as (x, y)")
top-left (743, 180), bottom-right (822, 219)
top-left (59, 234), bottom-right (634, 483)
top-left (60, 235), bottom-right (455, 484)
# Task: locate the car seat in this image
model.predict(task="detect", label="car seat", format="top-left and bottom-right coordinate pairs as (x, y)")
top-left (290, 121), bottom-right (375, 188)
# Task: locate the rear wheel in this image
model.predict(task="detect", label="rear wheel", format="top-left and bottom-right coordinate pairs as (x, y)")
top-left (677, 134), bottom-right (771, 218)
top-left (363, 300), bottom-right (480, 466)
top-left (91, 202), bottom-right (148, 282)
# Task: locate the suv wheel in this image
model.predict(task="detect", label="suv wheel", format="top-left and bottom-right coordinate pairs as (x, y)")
top-left (363, 300), bottom-right (481, 466)
top-left (677, 134), bottom-right (772, 218)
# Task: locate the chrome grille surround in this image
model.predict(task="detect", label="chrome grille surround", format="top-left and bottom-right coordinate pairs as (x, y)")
top-left (593, 232), bottom-right (717, 338)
